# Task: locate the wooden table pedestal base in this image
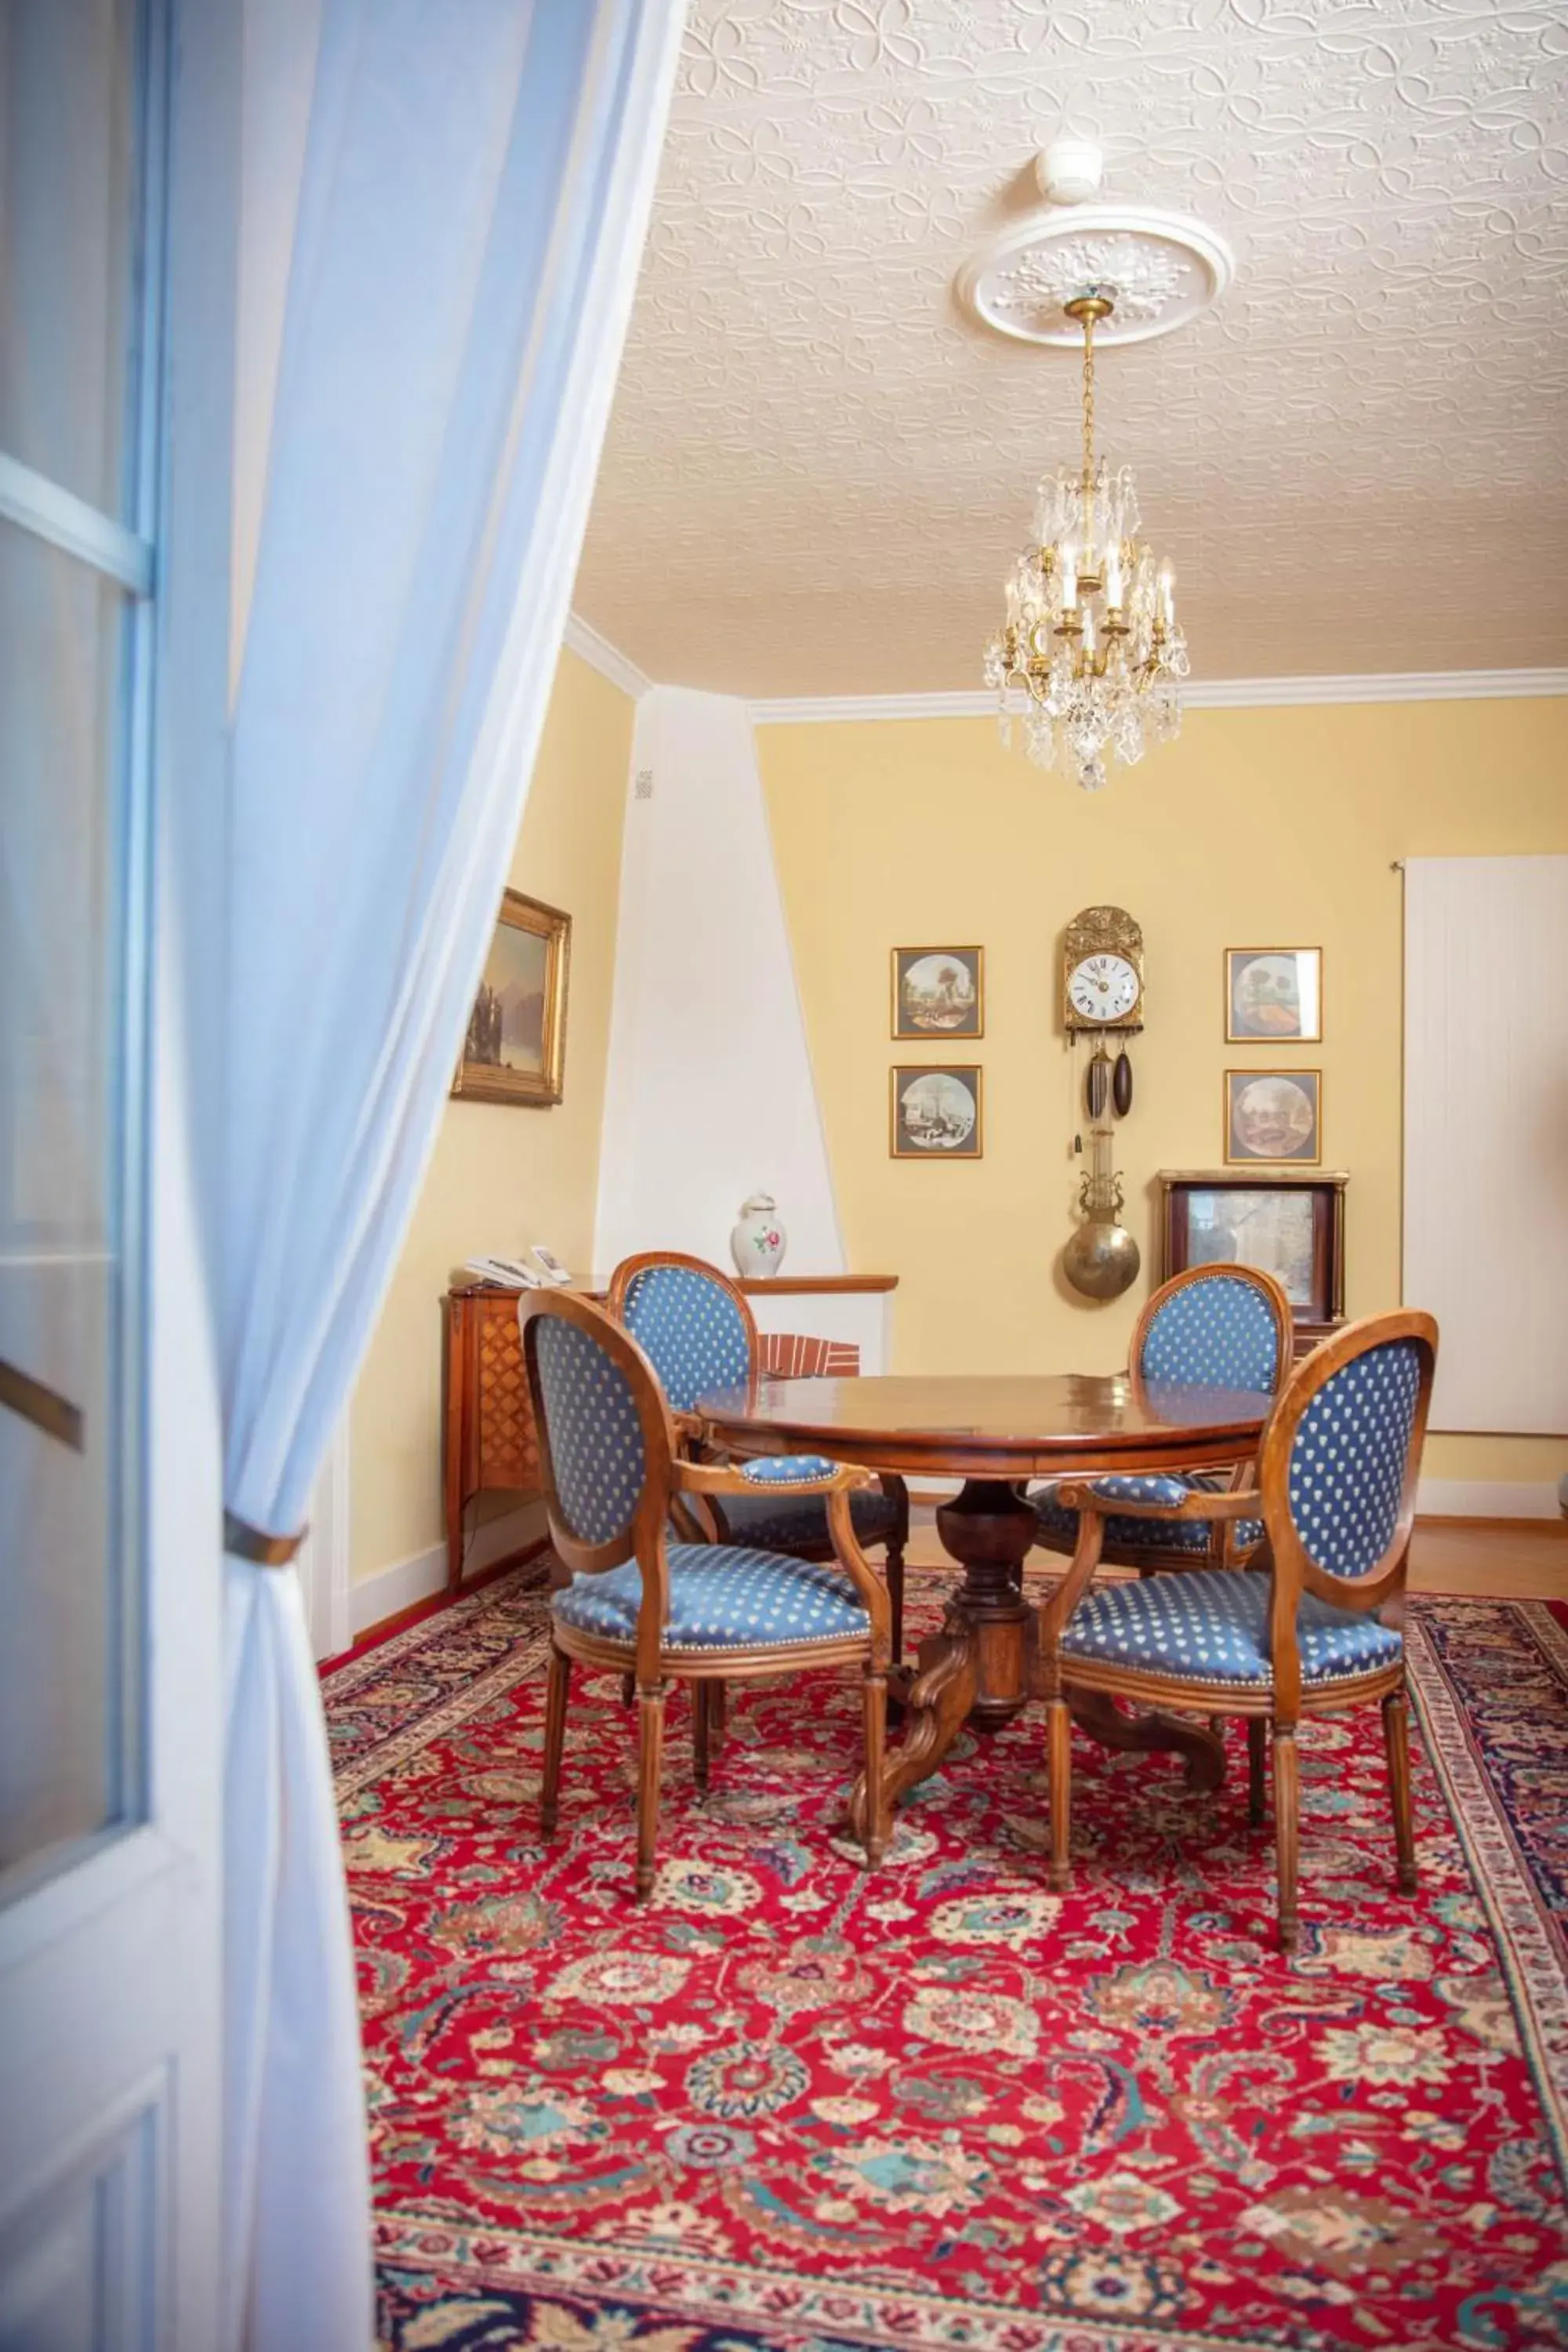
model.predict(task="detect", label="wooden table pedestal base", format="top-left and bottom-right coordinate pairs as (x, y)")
top-left (850, 1475), bottom-right (1227, 1839)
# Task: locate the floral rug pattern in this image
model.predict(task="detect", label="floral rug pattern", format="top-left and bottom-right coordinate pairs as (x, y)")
top-left (326, 1573), bottom-right (1568, 2351)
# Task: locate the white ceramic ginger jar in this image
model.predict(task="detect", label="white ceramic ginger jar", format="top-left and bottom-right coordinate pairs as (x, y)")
top-left (730, 1192), bottom-right (786, 1279)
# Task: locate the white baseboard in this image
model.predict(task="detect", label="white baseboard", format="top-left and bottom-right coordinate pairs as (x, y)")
top-left (349, 1543), bottom-right (445, 1638)
top-left (347, 1501), bottom-right (551, 1639)
top-left (1416, 1479), bottom-right (1562, 1521)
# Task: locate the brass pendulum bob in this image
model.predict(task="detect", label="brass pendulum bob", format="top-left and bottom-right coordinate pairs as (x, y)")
top-left (1063, 1046), bottom-right (1140, 1301)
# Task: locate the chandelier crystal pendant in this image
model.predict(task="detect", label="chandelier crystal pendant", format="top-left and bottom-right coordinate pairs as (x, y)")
top-left (984, 286), bottom-right (1189, 792)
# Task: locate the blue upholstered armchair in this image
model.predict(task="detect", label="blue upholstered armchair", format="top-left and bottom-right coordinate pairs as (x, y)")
top-left (1038, 1309), bottom-right (1438, 1952)
top-left (518, 1290), bottom-right (892, 1896)
top-left (608, 1253), bottom-right (909, 1657)
top-left (1033, 1265), bottom-right (1293, 1577)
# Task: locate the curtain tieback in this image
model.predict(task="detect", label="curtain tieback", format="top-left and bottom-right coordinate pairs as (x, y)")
top-left (224, 1509), bottom-right (307, 1566)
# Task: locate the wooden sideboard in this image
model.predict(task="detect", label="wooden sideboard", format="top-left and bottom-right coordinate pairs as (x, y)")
top-left (442, 1273), bottom-right (898, 1589)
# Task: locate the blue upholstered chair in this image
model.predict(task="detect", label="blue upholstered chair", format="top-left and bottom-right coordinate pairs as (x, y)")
top-left (608, 1252), bottom-right (909, 1657)
top-left (518, 1290), bottom-right (891, 1896)
top-left (1038, 1309), bottom-right (1438, 1952)
top-left (1033, 1265), bottom-right (1293, 1577)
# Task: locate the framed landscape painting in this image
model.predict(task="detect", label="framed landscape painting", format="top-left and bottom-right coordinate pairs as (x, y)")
top-left (1225, 1068), bottom-right (1322, 1164)
top-left (891, 946), bottom-right (983, 1040)
top-left (890, 1065), bottom-right (983, 1159)
top-left (1225, 946), bottom-right (1323, 1042)
top-left (452, 889), bottom-right (571, 1106)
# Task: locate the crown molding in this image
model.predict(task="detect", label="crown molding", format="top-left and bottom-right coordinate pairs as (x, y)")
top-left (748, 670), bottom-right (1568, 725)
top-left (561, 612), bottom-right (650, 702)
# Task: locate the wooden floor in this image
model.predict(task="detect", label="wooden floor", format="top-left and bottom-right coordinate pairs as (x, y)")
top-left (906, 1509), bottom-right (1568, 1602)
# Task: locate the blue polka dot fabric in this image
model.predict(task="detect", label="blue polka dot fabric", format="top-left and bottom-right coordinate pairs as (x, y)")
top-left (1138, 1272), bottom-right (1283, 1393)
top-left (716, 1484), bottom-right (902, 1552)
top-left (531, 1317), bottom-right (645, 1545)
top-left (620, 1262), bottom-right (752, 1413)
top-left (1035, 1471), bottom-right (1263, 1557)
top-left (1288, 1338), bottom-right (1423, 1578)
top-left (1059, 1567), bottom-right (1403, 1688)
top-left (554, 1544), bottom-right (869, 1653)
top-left (739, 1454), bottom-right (840, 1486)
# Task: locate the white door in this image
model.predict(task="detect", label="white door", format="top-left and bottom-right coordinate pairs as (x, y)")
top-left (0, 2), bottom-right (233, 2341)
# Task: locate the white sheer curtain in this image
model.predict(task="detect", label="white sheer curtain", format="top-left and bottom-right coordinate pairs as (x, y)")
top-left (212, 5), bottom-right (684, 2345)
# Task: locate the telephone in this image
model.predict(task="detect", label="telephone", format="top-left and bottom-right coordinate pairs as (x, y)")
top-left (464, 1248), bottom-right (573, 1290)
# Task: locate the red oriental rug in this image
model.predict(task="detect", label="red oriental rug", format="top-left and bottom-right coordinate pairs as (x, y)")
top-left (325, 1569), bottom-right (1568, 2352)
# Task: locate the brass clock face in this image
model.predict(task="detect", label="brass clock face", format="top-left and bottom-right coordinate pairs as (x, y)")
top-left (1067, 953), bottom-right (1141, 1025)
top-left (1062, 905), bottom-right (1145, 1033)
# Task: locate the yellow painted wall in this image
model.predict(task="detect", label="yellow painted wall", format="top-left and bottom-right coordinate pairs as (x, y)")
top-left (757, 698), bottom-right (1568, 1489)
top-left (349, 648), bottom-right (633, 1583)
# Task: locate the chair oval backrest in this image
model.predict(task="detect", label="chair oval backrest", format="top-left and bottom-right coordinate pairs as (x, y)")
top-left (1136, 1265), bottom-right (1290, 1396)
top-left (612, 1255), bottom-right (754, 1414)
top-left (524, 1307), bottom-right (648, 1550)
top-left (1285, 1331), bottom-right (1428, 1581)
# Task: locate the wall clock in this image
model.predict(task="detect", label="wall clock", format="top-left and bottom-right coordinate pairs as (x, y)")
top-left (1061, 906), bottom-right (1143, 1301)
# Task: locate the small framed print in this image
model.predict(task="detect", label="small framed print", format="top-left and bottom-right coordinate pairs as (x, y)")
top-left (891, 1065), bottom-right (983, 1160)
top-left (1225, 1069), bottom-right (1322, 1165)
top-left (1225, 947), bottom-right (1323, 1043)
top-left (452, 888), bottom-right (571, 1106)
top-left (891, 946), bottom-right (983, 1040)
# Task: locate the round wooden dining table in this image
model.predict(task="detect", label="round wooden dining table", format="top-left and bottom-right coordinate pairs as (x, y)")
top-left (697, 1371), bottom-right (1273, 1837)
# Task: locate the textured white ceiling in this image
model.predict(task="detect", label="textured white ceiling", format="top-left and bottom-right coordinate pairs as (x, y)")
top-left (574, 0), bottom-right (1568, 697)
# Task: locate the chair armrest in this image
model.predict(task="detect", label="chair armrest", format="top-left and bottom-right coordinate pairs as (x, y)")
top-left (677, 1454), bottom-right (873, 1501)
top-left (1055, 1476), bottom-right (1263, 1524)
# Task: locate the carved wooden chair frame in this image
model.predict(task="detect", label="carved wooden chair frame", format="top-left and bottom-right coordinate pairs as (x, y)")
top-left (519, 1289), bottom-right (891, 1897)
top-left (1035, 1261), bottom-right (1295, 1579)
top-left (607, 1249), bottom-right (909, 1657)
top-left (1039, 1308), bottom-right (1439, 1951)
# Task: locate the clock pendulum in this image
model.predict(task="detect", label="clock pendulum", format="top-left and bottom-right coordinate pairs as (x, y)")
top-left (1060, 906), bottom-right (1145, 1301)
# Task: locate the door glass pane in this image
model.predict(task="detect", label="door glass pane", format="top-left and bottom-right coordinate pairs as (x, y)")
top-left (0, 0), bottom-right (137, 517)
top-left (0, 514), bottom-right (136, 1884)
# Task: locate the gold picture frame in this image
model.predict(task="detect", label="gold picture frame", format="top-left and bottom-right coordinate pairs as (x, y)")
top-left (1224, 1069), bottom-right (1322, 1166)
top-left (891, 946), bottom-right (984, 1040)
top-left (1225, 946), bottom-right (1323, 1043)
top-left (890, 1064), bottom-right (984, 1160)
top-left (452, 888), bottom-right (571, 1107)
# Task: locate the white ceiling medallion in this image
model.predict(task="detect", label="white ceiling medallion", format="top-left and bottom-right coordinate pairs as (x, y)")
top-left (957, 209), bottom-right (1234, 350)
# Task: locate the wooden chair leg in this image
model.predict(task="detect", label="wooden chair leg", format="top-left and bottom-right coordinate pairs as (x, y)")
top-left (1273, 1724), bottom-right (1300, 1955)
top-left (635, 1680), bottom-right (667, 1900)
top-left (620, 1673), bottom-right (634, 1708)
top-left (1383, 1687), bottom-right (1417, 1895)
top-left (1047, 1698), bottom-right (1073, 1893)
top-left (692, 1681), bottom-right (711, 1795)
top-left (709, 1679), bottom-right (728, 1748)
top-left (885, 1543), bottom-right (906, 1666)
top-left (860, 1668), bottom-right (889, 1865)
top-left (1247, 1717), bottom-right (1268, 1827)
top-left (541, 1643), bottom-right (570, 1835)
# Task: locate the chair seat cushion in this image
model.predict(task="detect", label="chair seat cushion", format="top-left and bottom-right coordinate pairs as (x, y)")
top-left (1033, 1472), bottom-right (1262, 1557)
top-left (717, 1483), bottom-right (902, 1554)
top-left (1060, 1567), bottom-right (1403, 1689)
top-left (553, 1543), bottom-right (869, 1653)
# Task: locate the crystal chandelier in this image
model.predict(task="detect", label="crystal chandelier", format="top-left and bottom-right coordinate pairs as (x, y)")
top-left (984, 286), bottom-right (1189, 792)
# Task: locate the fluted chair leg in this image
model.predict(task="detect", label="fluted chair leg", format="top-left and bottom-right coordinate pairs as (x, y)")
top-left (1247, 1717), bottom-right (1268, 1827)
top-left (636, 1681), bottom-right (667, 1900)
top-left (861, 1669), bottom-right (889, 1865)
top-left (885, 1544), bottom-right (906, 1666)
top-left (710, 1679), bottom-right (728, 1748)
top-left (1273, 1724), bottom-right (1300, 1954)
top-left (1047, 1698), bottom-right (1073, 1893)
top-left (1383, 1686), bottom-right (1417, 1895)
top-left (692, 1681), bottom-right (711, 1795)
top-left (541, 1645), bottom-right (571, 1835)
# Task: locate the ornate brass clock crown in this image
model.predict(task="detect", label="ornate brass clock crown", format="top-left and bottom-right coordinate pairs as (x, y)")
top-left (1062, 903), bottom-right (1145, 1034)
